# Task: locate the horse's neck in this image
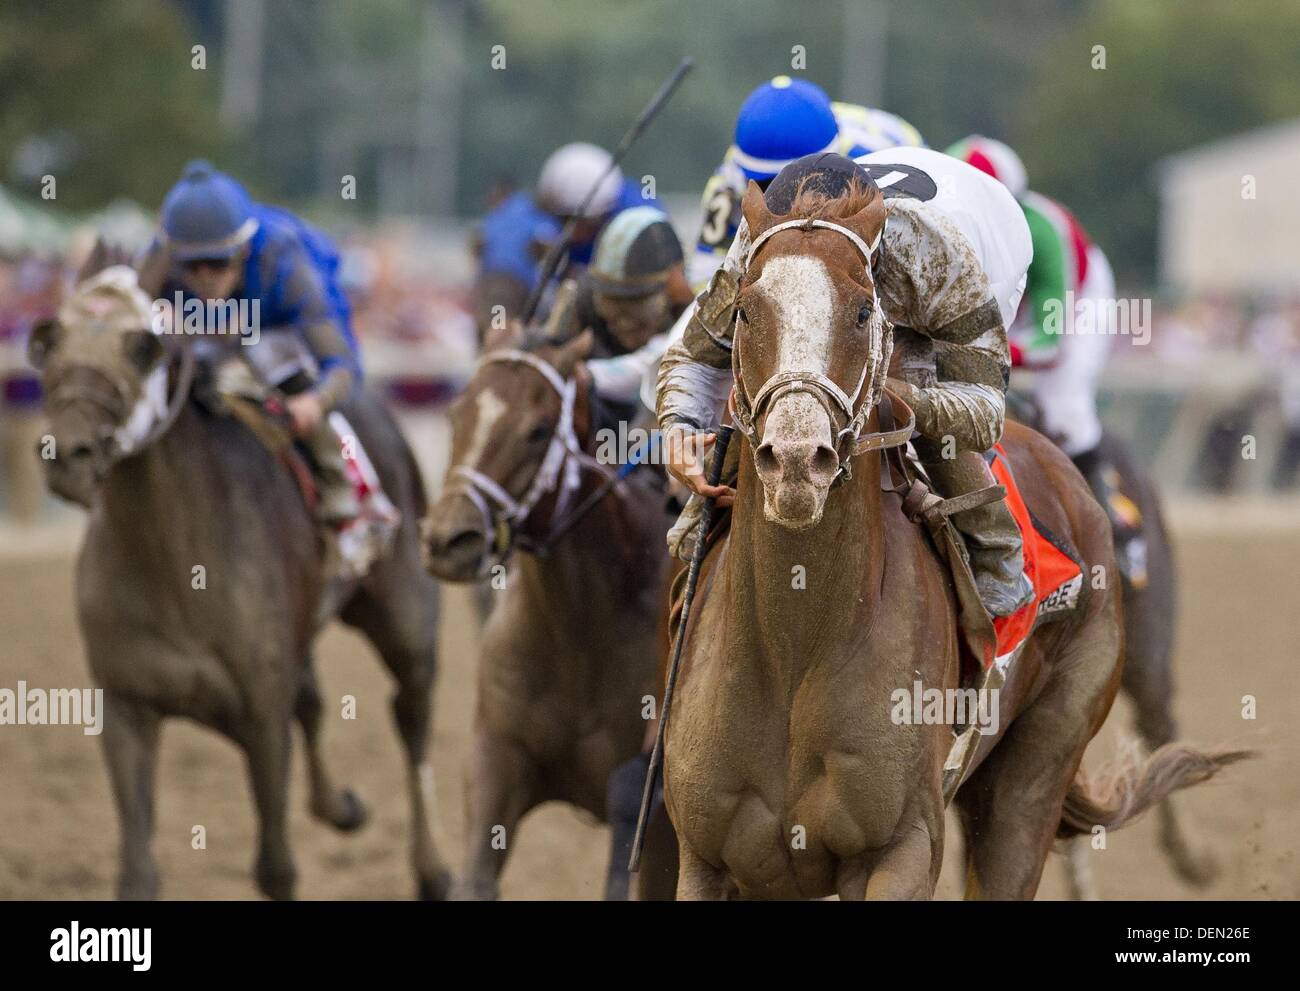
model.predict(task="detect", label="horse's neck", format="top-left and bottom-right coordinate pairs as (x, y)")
top-left (98, 405), bottom-right (234, 568)
top-left (727, 445), bottom-right (886, 685)
top-left (513, 466), bottom-right (650, 627)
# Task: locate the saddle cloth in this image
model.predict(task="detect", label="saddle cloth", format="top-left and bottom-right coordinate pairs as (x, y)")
top-left (985, 445), bottom-right (1084, 670)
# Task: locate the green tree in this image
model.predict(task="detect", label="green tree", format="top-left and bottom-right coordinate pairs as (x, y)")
top-left (0, 0), bottom-right (228, 211)
top-left (1022, 0), bottom-right (1300, 285)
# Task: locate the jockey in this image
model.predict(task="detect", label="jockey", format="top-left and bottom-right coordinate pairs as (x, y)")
top-left (553, 206), bottom-right (694, 417)
top-left (689, 75), bottom-right (925, 291)
top-left (139, 159), bottom-right (361, 525)
top-left (947, 136), bottom-right (1134, 536)
top-left (472, 142), bottom-right (663, 328)
top-left (658, 149), bottom-right (1037, 617)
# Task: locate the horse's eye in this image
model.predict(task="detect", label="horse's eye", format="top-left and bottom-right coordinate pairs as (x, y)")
top-left (857, 305), bottom-right (871, 326)
top-left (527, 424), bottom-right (551, 445)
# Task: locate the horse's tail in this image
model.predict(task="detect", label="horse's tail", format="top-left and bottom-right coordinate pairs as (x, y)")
top-left (1057, 740), bottom-right (1253, 838)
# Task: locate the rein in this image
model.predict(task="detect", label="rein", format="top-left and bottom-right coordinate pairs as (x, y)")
top-left (730, 216), bottom-right (912, 480)
top-left (448, 348), bottom-right (615, 575)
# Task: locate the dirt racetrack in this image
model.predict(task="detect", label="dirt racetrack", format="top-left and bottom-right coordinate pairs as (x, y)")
top-left (1, 498), bottom-right (1296, 901)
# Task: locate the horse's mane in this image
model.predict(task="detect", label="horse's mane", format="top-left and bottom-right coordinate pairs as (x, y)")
top-left (784, 175), bottom-right (881, 222)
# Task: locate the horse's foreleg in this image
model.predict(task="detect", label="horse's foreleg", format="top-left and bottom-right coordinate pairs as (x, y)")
top-left (858, 819), bottom-right (940, 900)
top-left (295, 658), bottom-right (368, 832)
top-left (343, 578), bottom-right (451, 900)
top-left (676, 841), bottom-right (728, 900)
top-left (454, 729), bottom-right (538, 900)
top-left (100, 692), bottom-right (162, 900)
top-left (241, 713), bottom-right (297, 900)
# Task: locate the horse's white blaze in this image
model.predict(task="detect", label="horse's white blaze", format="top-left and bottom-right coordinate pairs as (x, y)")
top-left (759, 254), bottom-right (837, 377)
top-left (463, 388), bottom-right (507, 468)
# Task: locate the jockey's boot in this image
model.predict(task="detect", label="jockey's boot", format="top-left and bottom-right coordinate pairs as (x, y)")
top-left (922, 449), bottom-right (1035, 617)
top-left (303, 417), bottom-right (360, 526)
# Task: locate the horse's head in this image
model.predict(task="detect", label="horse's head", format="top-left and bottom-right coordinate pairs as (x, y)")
top-left (422, 328), bottom-right (594, 581)
top-left (732, 170), bottom-right (890, 528)
top-left (28, 260), bottom-right (170, 507)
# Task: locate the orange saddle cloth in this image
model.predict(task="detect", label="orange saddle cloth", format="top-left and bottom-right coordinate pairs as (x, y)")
top-left (986, 444), bottom-right (1085, 668)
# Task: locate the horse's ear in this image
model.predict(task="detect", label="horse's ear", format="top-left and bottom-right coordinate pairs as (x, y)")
top-left (740, 180), bottom-right (777, 239)
top-left (483, 316), bottom-right (524, 352)
top-left (122, 329), bottom-right (165, 374)
top-left (551, 328), bottom-right (593, 377)
top-left (839, 183), bottom-right (888, 260)
top-left (76, 237), bottom-right (110, 286)
top-left (27, 318), bottom-right (63, 370)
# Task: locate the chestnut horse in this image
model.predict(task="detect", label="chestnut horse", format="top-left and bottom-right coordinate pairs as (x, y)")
top-left (422, 331), bottom-right (672, 899)
top-left (664, 181), bottom-right (1246, 900)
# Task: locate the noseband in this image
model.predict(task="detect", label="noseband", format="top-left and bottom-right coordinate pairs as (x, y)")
top-left (448, 348), bottom-right (613, 575)
top-left (729, 217), bottom-right (913, 482)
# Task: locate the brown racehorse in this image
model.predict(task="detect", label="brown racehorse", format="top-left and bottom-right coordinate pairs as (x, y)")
top-left (422, 330), bottom-right (672, 899)
top-left (29, 249), bottom-right (449, 900)
top-left (664, 181), bottom-right (1247, 900)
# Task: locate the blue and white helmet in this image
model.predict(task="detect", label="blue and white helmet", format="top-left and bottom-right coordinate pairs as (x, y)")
top-left (160, 160), bottom-right (258, 261)
top-left (733, 76), bottom-right (840, 182)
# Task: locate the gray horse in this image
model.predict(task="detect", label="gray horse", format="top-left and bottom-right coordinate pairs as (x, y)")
top-left (28, 250), bottom-right (447, 900)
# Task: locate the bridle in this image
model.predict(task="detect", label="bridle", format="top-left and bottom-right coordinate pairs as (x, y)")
top-left (44, 337), bottom-right (196, 466)
top-left (728, 217), bottom-right (914, 483)
top-left (447, 348), bottom-right (615, 576)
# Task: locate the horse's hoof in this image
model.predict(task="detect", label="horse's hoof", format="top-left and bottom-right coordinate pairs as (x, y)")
top-left (417, 868), bottom-right (453, 901)
top-left (1171, 847), bottom-right (1220, 888)
top-left (256, 865), bottom-right (297, 901)
top-left (332, 788), bottom-right (369, 832)
top-left (448, 877), bottom-right (498, 901)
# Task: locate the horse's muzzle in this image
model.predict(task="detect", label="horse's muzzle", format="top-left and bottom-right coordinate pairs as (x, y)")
top-left (754, 393), bottom-right (839, 529)
top-left (421, 495), bottom-right (491, 582)
top-left (40, 438), bottom-right (104, 509)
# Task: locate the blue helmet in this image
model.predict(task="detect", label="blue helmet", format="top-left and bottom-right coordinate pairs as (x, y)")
top-left (160, 160), bottom-right (258, 261)
top-left (733, 76), bottom-right (840, 182)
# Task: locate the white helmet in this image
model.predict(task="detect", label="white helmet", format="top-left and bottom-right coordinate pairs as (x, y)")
top-left (537, 142), bottom-right (623, 219)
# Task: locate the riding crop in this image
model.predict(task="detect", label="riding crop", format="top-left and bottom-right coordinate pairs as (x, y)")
top-left (521, 56), bottom-right (694, 325)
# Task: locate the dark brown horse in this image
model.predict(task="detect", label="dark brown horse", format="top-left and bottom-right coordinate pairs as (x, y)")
top-left (664, 182), bottom-right (1246, 899)
top-left (421, 330), bottom-right (673, 899)
top-left (28, 253), bottom-right (448, 899)
top-left (1054, 428), bottom-right (1215, 896)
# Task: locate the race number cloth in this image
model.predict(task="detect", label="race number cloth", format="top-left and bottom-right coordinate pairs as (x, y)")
top-left (987, 444), bottom-right (1084, 668)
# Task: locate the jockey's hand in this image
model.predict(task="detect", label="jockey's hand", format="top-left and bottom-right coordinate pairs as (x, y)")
top-left (664, 425), bottom-right (734, 507)
top-left (286, 392), bottom-right (324, 437)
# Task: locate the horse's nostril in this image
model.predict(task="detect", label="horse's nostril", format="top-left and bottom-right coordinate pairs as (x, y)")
top-left (444, 529), bottom-right (484, 555)
top-left (755, 443), bottom-right (779, 478)
top-left (69, 444), bottom-right (95, 462)
top-left (812, 445), bottom-right (839, 481)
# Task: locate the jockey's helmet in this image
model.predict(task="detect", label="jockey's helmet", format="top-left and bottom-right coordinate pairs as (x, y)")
top-left (733, 76), bottom-right (840, 183)
top-left (588, 206), bottom-right (682, 298)
top-left (763, 152), bottom-right (880, 215)
top-left (160, 160), bottom-right (258, 262)
top-left (946, 136), bottom-right (1028, 200)
top-left (537, 142), bottom-right (623, 219)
